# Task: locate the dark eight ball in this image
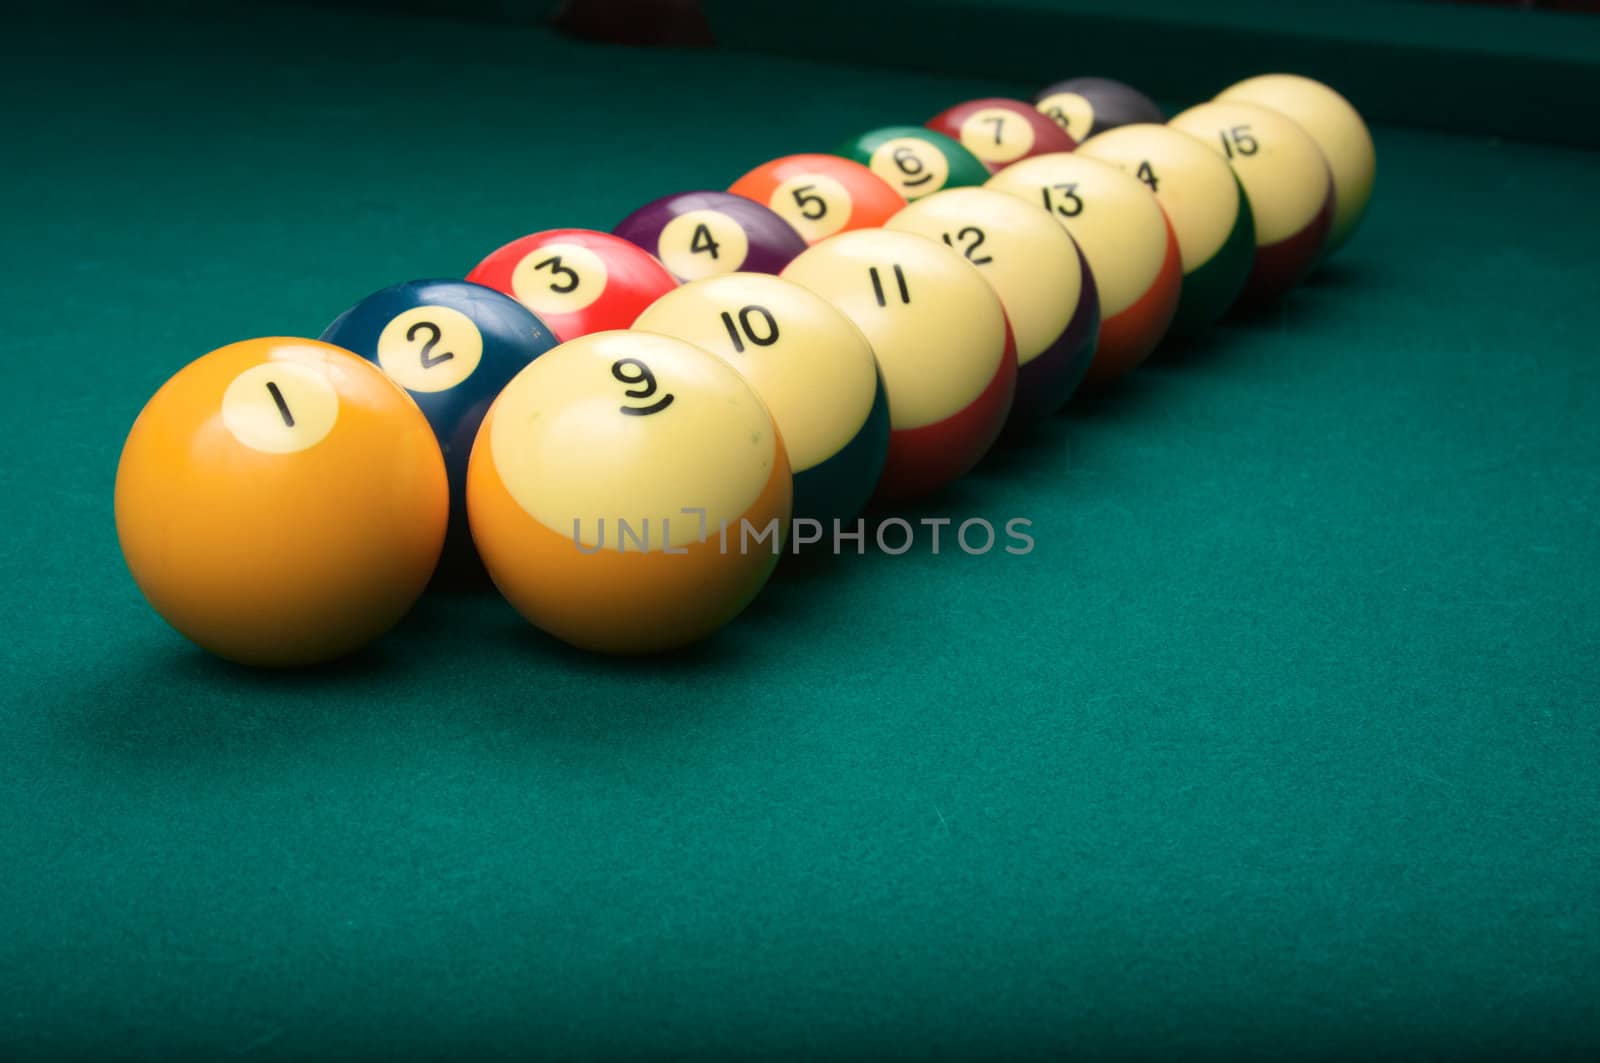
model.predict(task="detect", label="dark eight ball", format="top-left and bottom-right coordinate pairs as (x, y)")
top-left (1033, 76), bottom-right (1165, 142)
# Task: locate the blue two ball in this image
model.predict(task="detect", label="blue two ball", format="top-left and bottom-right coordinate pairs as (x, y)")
top-left (321, 279), bottom-right (560, 580)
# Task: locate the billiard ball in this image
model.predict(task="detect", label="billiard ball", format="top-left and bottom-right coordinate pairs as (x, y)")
top-left (833, 126), bottom-right (991, 201)
top-left (1079, 124), bottom-right (1255, 335)
top-left (613, 190), bottom-right (808, 281)
top-left (886, 187), bottom-right (1098, 422)
top-left (466, 331), bottom-right (791, 655)
top-left (924, 97), bottom-right (1077, 174)
top-left (115, 338), bottom-right (448, 667)
top-left (466, 228), bottom-right (677, 341)
top-left (319, 279), bottom-right (559, 577)
top-left (1033, 77), bottom-right (1165, 142)
top-left (781, 229), bottom-right (1015, 499)
top-left (728, 153), bottom-right (905, 245)
top-left (1169, 100), bottom-right (1334, 304)
top-left (1217, 74), bottom-right (1375, 256)
top-left (986, 153), bottom-right (1181, 387)
top-left (634, 273), bottom-right (889, 525)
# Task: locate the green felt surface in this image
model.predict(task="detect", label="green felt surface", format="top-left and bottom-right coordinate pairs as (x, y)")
top-left (3, 3), bottom-right (1600, 1058)
top-left (270, 0), bottom-right (1600, 146)
top-left (709, 0), bottom-right (1600, 148)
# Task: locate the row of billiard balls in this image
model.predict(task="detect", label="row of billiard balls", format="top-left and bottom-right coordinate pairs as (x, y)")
top-left (114, 74), bottom-right (1376, 666)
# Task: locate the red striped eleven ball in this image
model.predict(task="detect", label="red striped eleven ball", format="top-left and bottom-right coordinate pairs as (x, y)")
top-left (466, 331), bottom-right (792, 655)
top-left (781, 229), bottom-right (1016, 500)
top-left (1168, 100), bottom-right (1334, 305)
top-left (886, 187), bottom-right (1099, 423)
top-left (467, 228), bottom-right (678, 342)
top-left (986, 153), bottom-right (1181, 387)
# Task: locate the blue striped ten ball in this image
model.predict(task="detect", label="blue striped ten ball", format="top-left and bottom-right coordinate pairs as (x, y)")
top-left (634, 273), bottom-right (889, 526)
top-left (781, 229), bottom-right (1016, 500)
top-left (466, 331), bottom-right (793, 655)
top-left (886, 187), bottom-right (1099, 423)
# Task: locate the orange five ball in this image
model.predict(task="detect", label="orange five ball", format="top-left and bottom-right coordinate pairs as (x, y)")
top-left (728, 153), bottom-right (905, 246)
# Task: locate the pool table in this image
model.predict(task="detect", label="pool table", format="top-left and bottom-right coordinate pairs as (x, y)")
top-left (3, 1), bottom-right (1598, 1057)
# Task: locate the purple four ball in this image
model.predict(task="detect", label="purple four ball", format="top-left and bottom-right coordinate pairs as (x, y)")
top-left (614, 190), bottom-right (807, 280)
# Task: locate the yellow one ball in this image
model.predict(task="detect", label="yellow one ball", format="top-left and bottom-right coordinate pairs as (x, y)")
top-left (1217, 73), bottom-right (1375, 255)
top-left (115, 338), bottom-right (449, 667)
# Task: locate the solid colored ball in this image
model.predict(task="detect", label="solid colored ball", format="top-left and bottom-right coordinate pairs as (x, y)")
top-left (1079, 124), bottom-right (1255, 335)
top-left (1033, 77), bottom-right (1166, 142)
top-left (466, 228), bottom-right (678, 341)
top-left (925, 97), bottom-right (1077, 174)
top-left (728, 153), bottom-right (905, 246)
top-left (319, 279), bottom-right (559, 576)
top-left (781, 229), bottom-right (1015, 500)
top-left (886, 187), bottom-right (1098, 423)
top-left (833, 125), bottom-right (992, 202)
top-left (634, 273), bottom-right (889, 526)
top-left (1169, 100), bottom-right (1334, 304)
top-left (613, 190), bottom-right (808, 281)
top-left (115, 338), bottom-right (448, 667)
top-left (1217, 73), bottom-right (1375, 255)
top-left (986, 153), bottom-right (1181, 387)
top-left (466, 331), bottom-right (792, 655)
